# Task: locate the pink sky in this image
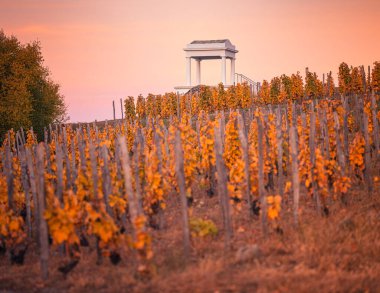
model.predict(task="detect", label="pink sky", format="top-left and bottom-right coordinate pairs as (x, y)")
top-left (1, 0), bottom-right (379, 122)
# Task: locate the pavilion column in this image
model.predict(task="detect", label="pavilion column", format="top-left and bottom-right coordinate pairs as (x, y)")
top-left (221, 56), bottom-right (226, 85)
top-left (186, 57), bottom-right (191, 86)
top-left (230, 58), bottom-right (235, 85)
top-left (196, 59), bottom-right (201, 85)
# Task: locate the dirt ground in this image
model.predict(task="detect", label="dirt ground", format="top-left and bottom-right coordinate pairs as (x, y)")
top-left (1, 182), bottom-right (380, 293)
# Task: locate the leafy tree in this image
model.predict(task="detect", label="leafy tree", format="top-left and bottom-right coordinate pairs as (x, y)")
top-left (0, 30), bottom-right (66, 139)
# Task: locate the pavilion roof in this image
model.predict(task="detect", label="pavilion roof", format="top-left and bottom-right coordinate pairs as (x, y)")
top-left (190, 39), bottom-right (229, 44)
top-left (185, 39), bottom-right (237, 54)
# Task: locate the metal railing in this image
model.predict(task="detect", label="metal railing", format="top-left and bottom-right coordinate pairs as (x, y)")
top-left (235, 73), bottom-right (260, 96)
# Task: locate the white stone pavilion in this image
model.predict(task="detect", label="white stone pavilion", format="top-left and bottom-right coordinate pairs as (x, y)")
top-left (175, 39), bottom-right (238, 93)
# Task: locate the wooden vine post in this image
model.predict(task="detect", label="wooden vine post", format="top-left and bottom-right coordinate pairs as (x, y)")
top-left (26, 147), bottom-right (39, 241)
top-left (214, 120), bottom-right (233, 249)
top-left (62, 128), bottom-right (72, 190)
top-left (118, 136), bottom-right (142, 241)
top-left (101, 145), bottom-right (112, 214)
top-left (89, 141), bottom-right (99, 202)
top-left (257, 115), bottom-right (267, 235)
top-left (321, 109), bottom-right (330, 161)
top-left (77, 130), bottom-right (87, 173)
top-left (333, 112), bottom-right (346, 174)
top-left (154, 129), bottom-right (165, 229)
top-left (276, 106), bottom-right (284, 198)
top-left (36, 143), bottom-right (49, 280)
top-left (71, 138), bottom-right (77, 191)
top-left (176, 92), bottom-right (181, 119)
top-left (132, 129), bottom-right (143, 215)
top-left (55, 144), bottom-right (64, 204)
top-left (363, 113), bottom-right (372, 194)
top-left (113, 100), bottom-right (116, 120)
top-left (237, 113), bottom-right (251, 218)
top-left (19, 147), bottom-right (32, 237)
top-left (289, 126), bottom-right (300, 225)
top-left (309, 107), bottom-right (321, 213)
top-left (119, 134), bottom-right (156, 269)
top-left (174, 130), bottom-right (191, 258)
top-left (220, 110), bottom-right (226, 148)
top-left (371, 91), bottom-right (380, 157)
top-left (4, 146), bottom-right (14, 211)
top-left (342, 95), bottom-right (349, 163)
top-left (44, 128), bottom-right (52, 174)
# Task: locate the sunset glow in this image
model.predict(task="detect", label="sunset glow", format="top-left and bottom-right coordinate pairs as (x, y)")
top-left (1, 0), bottom-right (379, 122)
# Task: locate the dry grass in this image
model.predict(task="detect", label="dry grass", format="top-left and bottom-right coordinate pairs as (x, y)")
top-left (1, 185), bottom-right (380, 292)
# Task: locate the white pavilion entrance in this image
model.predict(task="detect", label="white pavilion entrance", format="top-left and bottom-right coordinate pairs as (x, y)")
top-left (175, 39), bottom-right (238, 93)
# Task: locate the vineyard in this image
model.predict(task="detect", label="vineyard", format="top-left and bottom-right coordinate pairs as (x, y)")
top-left (1, 62), bottom-right (380, 292)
